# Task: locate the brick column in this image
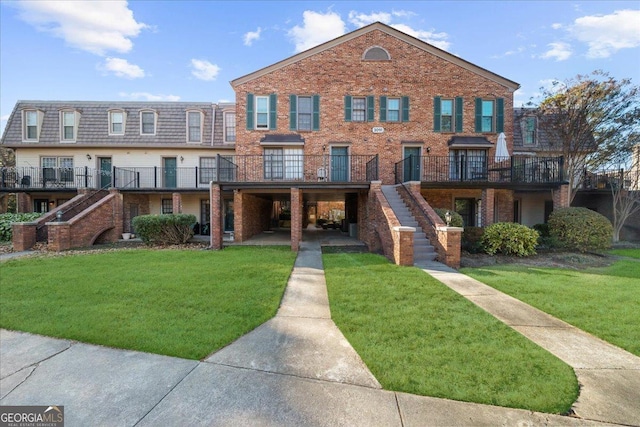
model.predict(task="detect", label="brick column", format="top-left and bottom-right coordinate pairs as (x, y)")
top-left (172, 192), bottom-right (182, 214)
top-left (495, 189), bottom-right (514, 223)
top-left (210, 184), bottom-right (223, 250)
top-left (436, 226), bottom-right (463, 269)
top-left (393, 226), bottom-right (415, 266)
top-left (47, 222), bottom-right (71, 252)
top-left (481, 188), bottom-right (495, 227)
top-left (17, 193), bottom-right (31, 213)
top-left (291, 188), bottom-right (302, 252)
top-left (12, 222), bottom-right (36, 251)
top-left (234, 190), bottom-right (244, 242)
top-left (552, 184), bottom-right (570, 209)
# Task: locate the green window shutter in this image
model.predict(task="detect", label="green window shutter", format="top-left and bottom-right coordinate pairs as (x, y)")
top-left (344, 95), bottom-right (352, 122)
top-left (402, 96), bottom-right (410, 122)
top-left (289, 95), bottom-right (297, 131)
top-left (433, 97), bottom-right (441, 132)
top-left (474, 98), bottom-right (482, 133)
top-left (312, 95), bottom-right (320, 131)
top-left (367, 95), bottom-right (375, 122)
top-left (246, 93), bottom-right (254, 130)
top-left (455, 97), bottom-right (463, 132)
top-left (269, 94), bottom-right (277, 130)
top-left (379, 96), bottom-right (387, 122)
top-left (496, 98), bottom-right (504, 133)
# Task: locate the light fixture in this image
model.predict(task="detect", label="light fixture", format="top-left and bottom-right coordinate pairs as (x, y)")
top-left (56, 210), bottom-right (63, 222)
top-left (426, 147), bottom-right (431, 154)
top-left (180, 156), bottom-right (184, 163)
top-left (445, 210), bottom-right (452, 226)
top-left (86, 154), bottom-right (92, 160)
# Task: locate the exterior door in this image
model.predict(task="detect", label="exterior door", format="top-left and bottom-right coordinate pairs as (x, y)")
top-left (163, 157), bottom-right (177, 188)
top-left (403, 147), bottom-right (421, 182)
top-left (330, 147), bottom-right (348, 182)
top-left (99, 157), bottom-right (112, 188)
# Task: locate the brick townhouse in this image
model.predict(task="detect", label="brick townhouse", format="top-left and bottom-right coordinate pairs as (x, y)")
top-left (1, 22), bottom-right (569, 265)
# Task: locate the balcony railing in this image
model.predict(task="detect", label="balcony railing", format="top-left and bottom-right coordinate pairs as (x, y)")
top-left (1, 154), bottom-right (379, 191)
top-left (395, 155), bottom-right (565, 185)
top-left (581, 169), bottom-right (638, 190)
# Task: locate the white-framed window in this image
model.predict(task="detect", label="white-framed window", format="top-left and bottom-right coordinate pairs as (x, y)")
top-left (23, 110), bottom-right (40, 141)
top-left (187, 111), bottom-right (202, 143)
top-left (352, 97), bottom-right (366, 122)
top-left (60, 111), bottom-right (77, 141)
top-left (441, 99), bottom-right (454, 132)
top-left (386, 98), bottom-right (401, 122)
top-left (224, 111), bottom-right (236, 143)
top-left (140, 110), bottom-right (156, 135)
top-left (109, 110), bottom-right (125, 135)
top-left (523, 117), bottom-right (536, 145)
top-left (297, 96), bottom-right (312, 131)
top-left (41, 156), bottom-right (74, 182)
top-left (256, 96), bottom-right (269, 129)
top-left (264, 148), bottom-right (303, 180)
top-left (161, 199), bottom-right (173, 214)
top-left (481, 100), bottom-right (494, 133)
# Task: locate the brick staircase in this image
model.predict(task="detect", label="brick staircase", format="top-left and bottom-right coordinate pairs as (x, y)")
top-left (381, 185), bottom-right (436, 264)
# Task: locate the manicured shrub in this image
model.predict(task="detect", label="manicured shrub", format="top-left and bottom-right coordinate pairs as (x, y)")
top-left (433, 208), bottom-right (464, 227)
top-left (533, 223), bottom-right (559, 249)
top-left (132, 214), bottom-right (196, 245)
top-left (462, 226), bottom-right (485, 253)
top-left (481, 222), bottom-right (539, 256)
top-left (548, 207), bottom-right (612, 252)
top-left (0, 212), bottom-right (42, 241)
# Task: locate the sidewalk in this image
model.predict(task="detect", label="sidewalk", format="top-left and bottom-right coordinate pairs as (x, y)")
top-left (1, 245), bottom-right (635, 426)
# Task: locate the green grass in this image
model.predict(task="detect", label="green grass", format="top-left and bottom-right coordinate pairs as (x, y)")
top-left (323, 252), bottom-right (578, 414)
top-left (0, 247), bottom-right (297, 359)
top-left (462, 260), bottom-right (640, 356)
top-left (608, 248), bottom-right (640, 259)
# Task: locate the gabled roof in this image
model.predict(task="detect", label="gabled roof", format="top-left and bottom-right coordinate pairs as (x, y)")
top-left (231, 22), bottom-right (520, 90)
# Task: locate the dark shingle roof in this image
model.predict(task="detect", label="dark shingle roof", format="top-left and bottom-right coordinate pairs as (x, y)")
top-left (1, 101), bottom-right (235, 148)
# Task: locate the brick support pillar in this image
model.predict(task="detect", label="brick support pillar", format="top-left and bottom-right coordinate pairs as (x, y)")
top-left (210, 184), bottom-right (223, 250)
top-left (110, 189), bottom-right (124, 237)
top-left (47, 222), bottom-right (71, 252)
top-left (495, 190), bottom-right (514, 223)
top-left (393, 226), bottom-right (414, 266)
top-left (481, 188), bottom-right (496, 227)
top-left (234, 190), bottom-right (244, 242)
top-left (291, 188), bottom-right (302, 252)
top-left (436, 226), bottom-right (463, 269)
top-left (17, 193), bottom-right (31, 213)
top-left (552, 184), bottom-right (570, 209)
top-left (172, 192), bottom-right (182, 214)
top-left (12, 222), bottom-right (37, 252)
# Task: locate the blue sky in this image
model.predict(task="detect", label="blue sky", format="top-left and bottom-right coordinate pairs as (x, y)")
top-left (1, 1), bottom-right (639, 134)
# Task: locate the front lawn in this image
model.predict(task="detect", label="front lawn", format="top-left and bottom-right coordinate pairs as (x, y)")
top-left (608, 248), bottom-right (640, 259)
top-left (463, 259), bottom-right (640, 356)
top-left (323, 252), bottom-right (578, 414)
top-left (0, 247), bottom-right (297, 359)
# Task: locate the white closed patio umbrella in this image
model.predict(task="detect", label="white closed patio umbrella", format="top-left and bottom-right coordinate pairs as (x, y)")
top-left (495, 132), bottom-right (509, 162)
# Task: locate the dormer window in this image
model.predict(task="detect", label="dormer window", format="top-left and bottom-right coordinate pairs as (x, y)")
top-left (224, 111), bottom-right (236, 143)
top-left (522, 116), bottom-right (537, 145)
top-left (60, 110), bottom-right (80, 142)
top-left (187, 110), bottom-right (203, 143)
top-left (140, 110), bottom-right (156, 135)
top-left (23, 109), bottom-right (42, 141)
top-left (109, 110), bottom-right (126, 135)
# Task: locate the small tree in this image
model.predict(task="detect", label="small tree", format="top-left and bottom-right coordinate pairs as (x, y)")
top-left (610, 149), bottom-right (640, 242)
top-left (534, 70), bottom-right (640, 203)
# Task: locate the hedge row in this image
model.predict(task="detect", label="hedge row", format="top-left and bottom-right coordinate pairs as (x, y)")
top-left (132, 214), bottom-right (196, 245)
top-left (0, 213), bottom-right (42, 242)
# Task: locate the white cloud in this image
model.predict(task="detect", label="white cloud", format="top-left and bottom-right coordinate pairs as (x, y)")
top-left (391, 24), bottom-right (450, 51)
top-left (13, 0), bottom-right (148, 56)
top-left (244, 27), bottom-right (262, 46)
top-left (190, 59), bottom-right (220, 81)
top-left (551, 23), bottom-right (563, 30)
top-left (119, 92), bottom-right (181, 102)
top-left (540, 42), bottom-right (573, 61)
top-left (288, 11), bottom-right (347, 53)
top-left (348, 11), bottom-right (392, 27)
top-left (101, 57), bottom-right (145, 79)
top-left (571, 9), bottom-right (640, 58)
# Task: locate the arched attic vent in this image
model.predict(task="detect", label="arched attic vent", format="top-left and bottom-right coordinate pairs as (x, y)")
top-left (363, 46), bottom-right (391, 61)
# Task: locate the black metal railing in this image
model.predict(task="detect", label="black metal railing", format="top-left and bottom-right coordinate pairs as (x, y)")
top-left (395, 155), bottom-right (565, 185)
top-left (0, 166), bottom-right (94, 190)
top-left (581, 168), bottom-right (638, 190)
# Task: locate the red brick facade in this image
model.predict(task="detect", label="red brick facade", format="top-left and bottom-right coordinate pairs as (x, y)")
top-left (234, 191), bottom-right (272, 242)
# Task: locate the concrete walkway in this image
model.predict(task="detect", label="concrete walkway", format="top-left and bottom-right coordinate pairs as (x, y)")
top-left (1, 245), bottom-right (635, 426)
top-left (416, 260), bottom-right (640, 427)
